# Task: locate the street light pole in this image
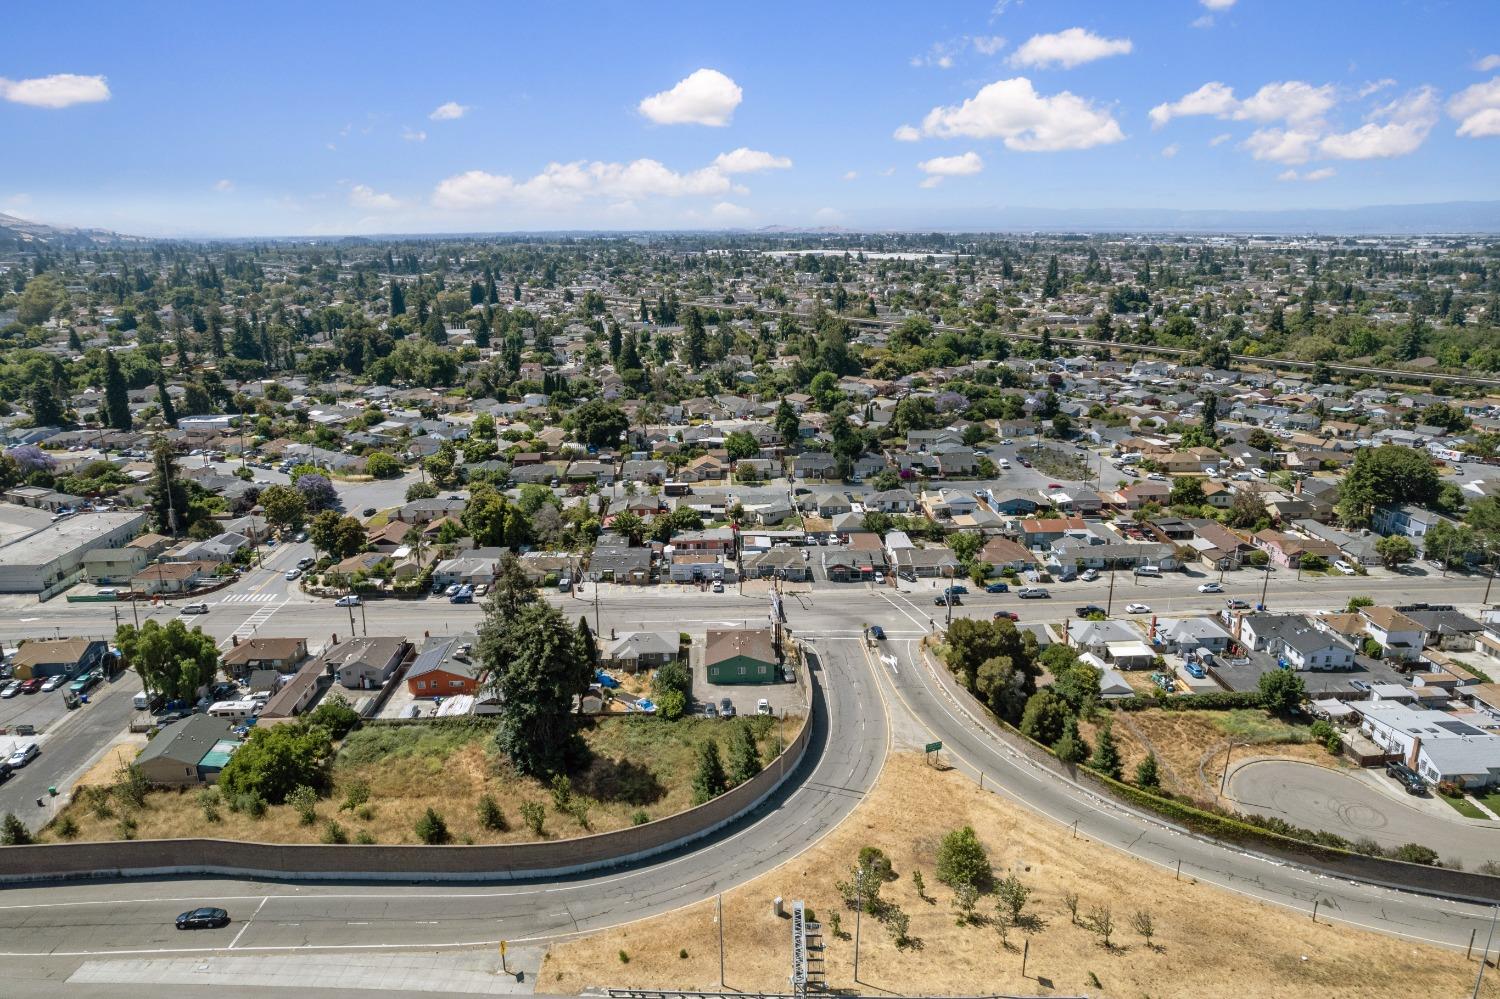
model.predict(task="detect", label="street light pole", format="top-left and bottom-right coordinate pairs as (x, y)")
top-left (1473, 904), bottom-right (1498, 999)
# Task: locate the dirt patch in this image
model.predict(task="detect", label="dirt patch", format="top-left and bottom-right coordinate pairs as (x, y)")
top-left (540, 753), bottom-right (1484, 999)
top-left (74, 738), bottom-right (147, 789)
top-left (44, 713), bottom-right (801, 846)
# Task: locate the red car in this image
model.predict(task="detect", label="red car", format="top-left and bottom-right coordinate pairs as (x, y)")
top-left (993, 610), bottom-right (1019, 622)
top-left (19, 677), bottom-right (44, 695)
top-left (1047, 483), bottom-right (1063, 489)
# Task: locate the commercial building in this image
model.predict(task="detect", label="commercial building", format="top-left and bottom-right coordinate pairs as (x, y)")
top-left (0, 508), bottom-right (148, 593)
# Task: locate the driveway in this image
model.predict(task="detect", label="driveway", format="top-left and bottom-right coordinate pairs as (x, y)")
top-left (1225, 757), bottom-right (1500, 869)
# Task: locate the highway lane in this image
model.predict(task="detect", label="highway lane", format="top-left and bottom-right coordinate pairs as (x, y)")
top-left (0, 638), bottom-right (889, 967)
top-left (865, 592), bottom-right (1500, 953)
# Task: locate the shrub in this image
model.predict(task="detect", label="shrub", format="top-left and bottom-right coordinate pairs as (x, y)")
top-left (1436, 780), bottom-right (1464, 799)
top-left (415, 807), bottom-right (450, 845)
top-left (520, 801), bottom-right (546, 836)
top-left (356, 805), bottom-right (374, 821)
top-left (307, 695), bottom-right (361, 739)
top-left (1392, 843), bottom-right (1440, 866)
top-left (858, 846), bottom-right (895, 882)
top-left (618, 950), bottom-right (630, 964)
top-left (477, 794), bottom-right (507, 831)
top-left (355, 829), bottom-right (376, 845)
top-left (935, 825), bottom-right (991, 890)
top-left (114, 763), bottom-right (151, 810)
top-left (198, 788), bottom-right (221, 822)
top-left (655, 688), bottom-right (686, 721)
top-left (631, 809), bottom-right (649, 826)
top-left (951, 882), bottom-right (980, 925)
top-left (549, 774), bottom-right (573, 812)
top-left (52, 814), bottom-right (79, 839)
top-left (340, 780), bottom-right (371, 812)
top-left (1134, 752), bottom-right (1160, 790)
top-left (116, 816), bottom-right (138, 840)
top-left (287, 785), bottom-right (319, 826)
top-left (232, 790), bottom-right (267, 818)
top-left (321, 820), bottom-right (349, 844)
top-left (1, 813), bottom-right (32, 845)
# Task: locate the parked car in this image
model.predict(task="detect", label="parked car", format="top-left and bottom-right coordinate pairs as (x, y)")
top-left (474, 583), bottom-right (489, 597)
top-left (69, 671), bottom-right (102, 695)
top-left (1225, 598), bottom-right (1251, 610)
top-left (297, 555), bottom-right (316, 569)
top-left (874, 571), bottom-right (885, 584)
top-left (993, 610), bottom-right (1019, 622)
top-left (1385, 762), bottom-right (1426, 795)
top-left (1125, 602), bottom-right (1152, 614)
top-left (1133, 565), bottom-right (1161, 577)
top-left (19, 677), bottom-right (43, 695)
top-left (756, 698), bottom-right (772, 716)
top-left (701, 702), bottom-right (718, 719)
top-left (944, 584), bottom-right (969, 596)
top-left (0, 680), bottom-right (21, 699)
top-left (1197, 581), bottom-right (1224, 593)
top-left (181, 602), bottom-right (210, 614)
top-left (1016, 587), bottom-right (1050, 599)
top-left (719, 697), bottom-right (736, 718)
top-left (41, 675), bottom-right (64, 692)
top-left (335, 594), bottom-right (362, 607)
top-left (1079, 569), bottom-right (1099, 581)
top-left (176, 907), bottom-right (231, 931)
top-left (1075, 605), bottom-right (1107, 618)
top-left (1185, 661), bottom-right (1207, 680)
top-left (984, 582), bottom-right (1010, 593)
top-left (284, 568), bottom-right (301, 581)
top-left (6, 742), bottom-right (39, 769)
top-left (450, 585), bottom-right (474, 604)
top-left (1333, 560), bottom-right (1356, 576)
top-left (362, 507), bottom-right (377, 517)
top-left (712, 579), bottom-right (725, 593)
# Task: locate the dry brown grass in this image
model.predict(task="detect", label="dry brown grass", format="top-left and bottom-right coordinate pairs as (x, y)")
top-left (44, 713), bottom-right (801, 846)
top-left (1080, 707), bottom-right (1343, 804)
top-left (540, 753), bottom-right (1490, 999)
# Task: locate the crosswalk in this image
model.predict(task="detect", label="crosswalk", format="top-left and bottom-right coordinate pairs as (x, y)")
top-left (219, 599), bottom-right (288, 650)
top-left (216, 593), bottom-right (280, 605)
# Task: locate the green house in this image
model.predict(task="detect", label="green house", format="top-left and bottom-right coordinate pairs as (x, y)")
top-left (705, 627), bottom-right (780, 685)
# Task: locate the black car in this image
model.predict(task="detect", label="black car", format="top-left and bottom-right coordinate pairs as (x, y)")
top-left (176, 906), bottom-right (231, 930)
top-left (1075, 605), bottom-right (1107, 618)
top-left (934, 594), bottom-right (961, 606)
top-left (362, 507), bottom-right (377, 517)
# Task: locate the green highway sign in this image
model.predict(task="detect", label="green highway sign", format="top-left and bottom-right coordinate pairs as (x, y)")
top-left (924, 741), bottom-right (942, 754)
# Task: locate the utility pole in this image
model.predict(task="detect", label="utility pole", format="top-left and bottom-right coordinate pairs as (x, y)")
top-left (1484, 544), bottom-right (1495, 606)
top-left (592, 573), bottom-right (601, 638)
top-left (1474, 904), bottom-right (1498, 999)
top-left (1259, 565), bottom-right (1271, 610)
top-left (717, 893), bottom-right (725, 988)
top-left (852, 866), bottom-right (868, 984)
top-left (1106, 564), bottom-right (1116, 615)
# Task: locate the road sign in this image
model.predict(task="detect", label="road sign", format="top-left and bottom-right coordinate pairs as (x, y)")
top-left (924, 741), bottom-right (943, 754)
top-left (499, 940), bottom-right (507, 957)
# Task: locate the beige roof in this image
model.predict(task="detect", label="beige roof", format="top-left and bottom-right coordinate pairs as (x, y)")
top-left (705, 627), bottom-right (776, 667)
top-left (222, 637), bottom-right (308, 665)
top-left (12, 637), bottom-right (96, 668)
top-left (1360, 606), bottom-right (1424, 633)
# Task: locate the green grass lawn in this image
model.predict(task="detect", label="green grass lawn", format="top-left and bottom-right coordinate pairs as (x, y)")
top-left (1208, 708), bottom-right (1311, 744)
top-left (1477, 791), bottom-right (1500, 816)
top-left (1439, 794), bottom-right (1488, 820)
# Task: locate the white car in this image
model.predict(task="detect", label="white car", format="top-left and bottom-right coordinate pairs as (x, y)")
top-left (1333, 560), bottom-right (1356, 576)
top-left (41, 675), bottom-right (64, 692)
top-left (1197, 581), bottom-right (1224, 593)
top-left (6, 743), bottom-right (39, 768)
top-left (335, 594), bottom-right (362, 607)
top-left (1125, 602), bottom-right (1152, 614)
top-left (284, 568), bottom-right (301, 580)
top-left (1080, 569), bottom-right (1099, 582)
top-left (180, 602), bottom-right (210, 615)
top-left (712, 579), bottom-right (725, 593)
top-left (1146, 473), bottom-right (1168, 482)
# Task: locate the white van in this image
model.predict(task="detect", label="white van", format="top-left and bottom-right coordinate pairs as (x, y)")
top-left (1251, 467), bottom-right (1267, 479)
top-left (1133, 564), bottom-right (1162, 577)
top-left (132, 691), bottom-right (151, 711)
top-left (207, 700), bottom-right (258, 720)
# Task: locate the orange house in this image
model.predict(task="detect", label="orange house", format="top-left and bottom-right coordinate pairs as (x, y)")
top-left (405, 634), bottom-right (485, 698)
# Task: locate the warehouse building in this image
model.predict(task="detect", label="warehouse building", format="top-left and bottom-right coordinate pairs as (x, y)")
top-left (0, 507), bottom-right (148, 594)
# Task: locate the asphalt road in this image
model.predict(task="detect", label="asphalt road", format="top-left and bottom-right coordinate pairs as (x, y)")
top-left (1227, 758), bottom-right (1500, 871)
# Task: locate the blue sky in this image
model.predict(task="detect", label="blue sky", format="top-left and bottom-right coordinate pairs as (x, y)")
top-left (3, 0), bottom-right (1499, 235)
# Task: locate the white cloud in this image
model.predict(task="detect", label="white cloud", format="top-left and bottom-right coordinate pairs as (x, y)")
top-left (918, 77), bottom-right (1124, 151)
top-left (973, 35), bottom-right (1007, 56)
top-left (1200, 0), bottom-right (1236, 9)
top-left (1320, 87), bottom-right (1438, 159)
top-left (1278, 167), bottom-right (1336, 182)
top-left (214, 179), bottom-right (234, 193)
top-left (1011, 28), bottom-right (1132, 70)
top-left (1191, 15), bottom-right (1216, 29)
top-left (1242, 127), bottom-right (1321, 164)
top-left (917, 151), bottom-right (984, 187)
top-left (1150, 82), bottom-right (1237, 128)
top-left (1450, 76), bottom-right (1500, 138)
top-left (401, 128), bottom-right (427, 142)
top-left (350, 184), bottom-right (401, 210)
top-left (1475, 55), bottom-right (1500, 72)
top-left (638, 69), bottom-right (742, 126)
top-left (1234, 81), bottom-right (1337, 126)
top-left (1358, 78), bottom-right (1396, 98)
top-left (431, 149), bottom-right (790, 211)
top-left (711, 148), bottom-right (792, 173)
top-left (911, 42), bottom-right (957, 69)
top-left (1160, 143), bottom-right (1180, 158)
top-left (841, 170), bottom-right (859, 181)
top-left (1208, 132), bottom-right (1232, 146)
top-left (1151, 80), bottom-right (1335, 131)
top-left (710, 201), bottom-right (752, 222)
top-left (892, 124), bottom-right (921, 142)
top-left (429, 102), bottom-right (469, 121)
top-left (0, 73), bottom-right (110, 108)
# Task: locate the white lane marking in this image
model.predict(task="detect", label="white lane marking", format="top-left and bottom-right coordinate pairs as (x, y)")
top-left (227, 895), bottom-right (268, 949)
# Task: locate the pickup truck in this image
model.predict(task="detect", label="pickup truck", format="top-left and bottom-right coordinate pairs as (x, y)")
top-left (1016, 587), bottom-right (1051, 599)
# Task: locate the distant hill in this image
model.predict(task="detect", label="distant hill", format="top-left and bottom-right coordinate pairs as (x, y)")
top-left (0, 213), bottom-right (143, 249)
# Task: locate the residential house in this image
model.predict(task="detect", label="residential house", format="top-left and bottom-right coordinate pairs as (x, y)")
top-left (1372, 503), bottom-right (1451, 541)
top-left (9, 637), bottom-right (108, 680)
top-left (260, 658), bottom-right (328, 720)
top-left (705, 628), bottom-right (780, 684)
top-left (1251, 530), bottom-right (1341, 569)
top-left (134, 715), bottom-right (241, 788)
top-left (327, 636), bottom-right (412, 690)
top-left (602, 631), bottom-right (681, 672)
top-left (1357, 606), bottom-right (1426, 663)
top-left (81, 547), bottom-right (148, 585)
top-left (221, 637), bottom-right (309, 680)
top-left (1151, 617), bottom-right (1233, 654)
top-left (406, 634), bottom-right (485, 698)
top-left (130, 559), bottom-right (216, 595)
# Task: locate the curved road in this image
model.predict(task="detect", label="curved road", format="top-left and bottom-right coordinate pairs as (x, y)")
top-left (4, 586), bottom-right (1500, 996)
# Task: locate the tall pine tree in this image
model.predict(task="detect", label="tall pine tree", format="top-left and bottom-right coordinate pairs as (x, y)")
top-left (104, 351), bottom-right (132, 431)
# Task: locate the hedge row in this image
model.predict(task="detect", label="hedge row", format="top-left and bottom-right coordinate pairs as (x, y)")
top-left (1110, 690), bottom-right (1266, 712)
